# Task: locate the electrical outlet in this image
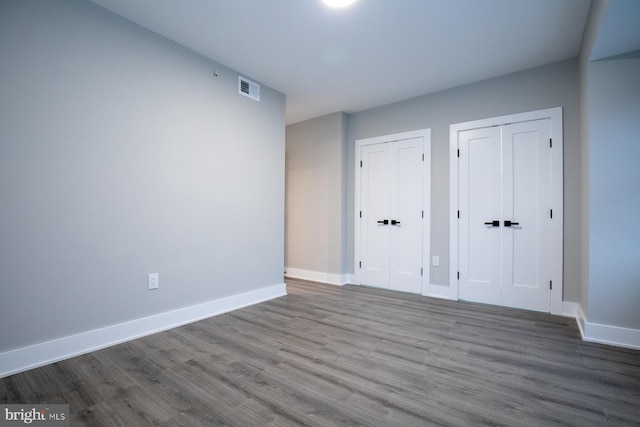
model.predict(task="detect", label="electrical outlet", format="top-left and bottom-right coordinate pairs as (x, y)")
top-left (148, 273), bottom-right (159, 290)
top-left (432, 256), bottom-right (440, 267)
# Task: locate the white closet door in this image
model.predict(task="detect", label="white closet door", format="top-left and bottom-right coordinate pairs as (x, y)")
top-left (458, 127), bottom-right (502, 305)
top-left (389, 138), bottom-right (424, 293)
top-left (501, 119), bottom-right (551, 311)
top-left (360, 143), bottom-right (391, 288)
top-left (359, 137), bottom-right (424, 294)
top-left (458, 119), bottom-right (552, 312)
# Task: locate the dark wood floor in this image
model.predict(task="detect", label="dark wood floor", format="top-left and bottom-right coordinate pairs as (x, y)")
top-left (2, 279), bottom-right (639, 426)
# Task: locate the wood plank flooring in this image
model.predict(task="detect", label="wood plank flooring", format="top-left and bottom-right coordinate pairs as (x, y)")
top-left (2, 278), bottom-right (639, 426)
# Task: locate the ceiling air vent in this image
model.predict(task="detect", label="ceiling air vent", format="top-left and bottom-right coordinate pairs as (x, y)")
top-left (238, 76), bottom-right (260, 101)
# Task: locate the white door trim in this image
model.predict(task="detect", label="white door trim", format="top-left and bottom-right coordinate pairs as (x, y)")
top-left (355, 129), bottom-right (431, 293)
top-left (449, 108), bottom-right (564, 314)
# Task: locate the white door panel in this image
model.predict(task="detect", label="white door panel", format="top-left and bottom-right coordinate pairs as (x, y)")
top-left (459, 127), bottom-right (501, 304)
top-left (360, 144), bottom-right (391, 288)
top-left (390, 138), bottom-right (423, 293)
top-left (501, 120), bottom-right (551, 311)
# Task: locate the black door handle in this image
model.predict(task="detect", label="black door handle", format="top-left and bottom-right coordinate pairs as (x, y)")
top-left (377, 219), bottom-right (389, 225)
top-left (484, 220), bottom-right (500, 227)
top-left (391, 220), bottom-right (401, 225)
top-left (504, 220), bottom-right (520, 227)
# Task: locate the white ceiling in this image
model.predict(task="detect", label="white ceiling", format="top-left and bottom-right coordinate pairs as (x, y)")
top-left (88, 0), bottom-right (592, 124)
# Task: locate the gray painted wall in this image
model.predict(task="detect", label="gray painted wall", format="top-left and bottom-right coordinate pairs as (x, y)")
top-left (586, 55), bottom-right (640, 328)
top-left (285, 112), bottom-right (347, 276)
top-left (0, 0), bottom-right (285, 352)
top-left (346, 59), bottom-right (581, 301)
top-left (579, 0), bottom-right (640, 331)
top-left (579, 0), bottom-right (640, 330)
top-left (578, 0), bottom-right (608, 319)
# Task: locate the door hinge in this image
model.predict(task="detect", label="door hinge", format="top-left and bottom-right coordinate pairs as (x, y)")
top-left (421, 268), bottom-right (423, 276)
top-left (457, 271), bottom-right (460, 280)
top-left (422, 210), bottom-right (424, 218)
top-left (422, 153), bottom-right (424, 161)
top-left (457, 210), bottom-right (460, 219)
top-left (550, 280), bottom-right (552, 290)
top-left (360, 160), bottom-right (363, 168)
top-left (359, 261), bottom-right (362, 269)
top-left (549, 138), bottom-right (552, 148)
top-left (360, 210), bottom-right (362, 218)
top-left (550, 209), bottom-right (553, 219)
top-left (457, 149), bottom-right (460, 158)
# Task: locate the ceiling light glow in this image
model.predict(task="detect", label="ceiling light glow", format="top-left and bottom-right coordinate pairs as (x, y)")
top-left (323, 0), bottom-right (357, 8)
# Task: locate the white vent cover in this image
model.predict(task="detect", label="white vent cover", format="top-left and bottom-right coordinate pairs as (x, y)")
top-left (238, 76), bottom-right (260, 101)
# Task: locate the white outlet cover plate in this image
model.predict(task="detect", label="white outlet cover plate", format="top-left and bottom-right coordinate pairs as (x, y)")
top-left (148, 273), bottom-right (159, 290)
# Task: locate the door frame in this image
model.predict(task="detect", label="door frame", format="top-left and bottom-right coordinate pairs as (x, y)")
top-left (449, 108), bottom-right (564, 314)
top-left (355, 129), bottom-right (431, 293)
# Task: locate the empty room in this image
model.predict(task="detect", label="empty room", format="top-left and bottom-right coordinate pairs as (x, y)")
top-left (1, 0), bottom-right (639, 425)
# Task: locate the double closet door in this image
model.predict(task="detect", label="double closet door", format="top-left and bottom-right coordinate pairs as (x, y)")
top-left (458, 119), bottom-right (552, 312)
top-left (358, 135), bottom-right (425, 294)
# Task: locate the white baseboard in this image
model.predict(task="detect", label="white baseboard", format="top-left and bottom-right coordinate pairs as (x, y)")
top-left (422, 283), bottom-right (457, 300)
top-left (0, 283), bottom-right (286, 379)
top-left (577, 303), bottom-right (587, 337)
top-left (285, 267), bottom-right (348, 286)
top-left (576, 303), bottom-right (640, 350)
